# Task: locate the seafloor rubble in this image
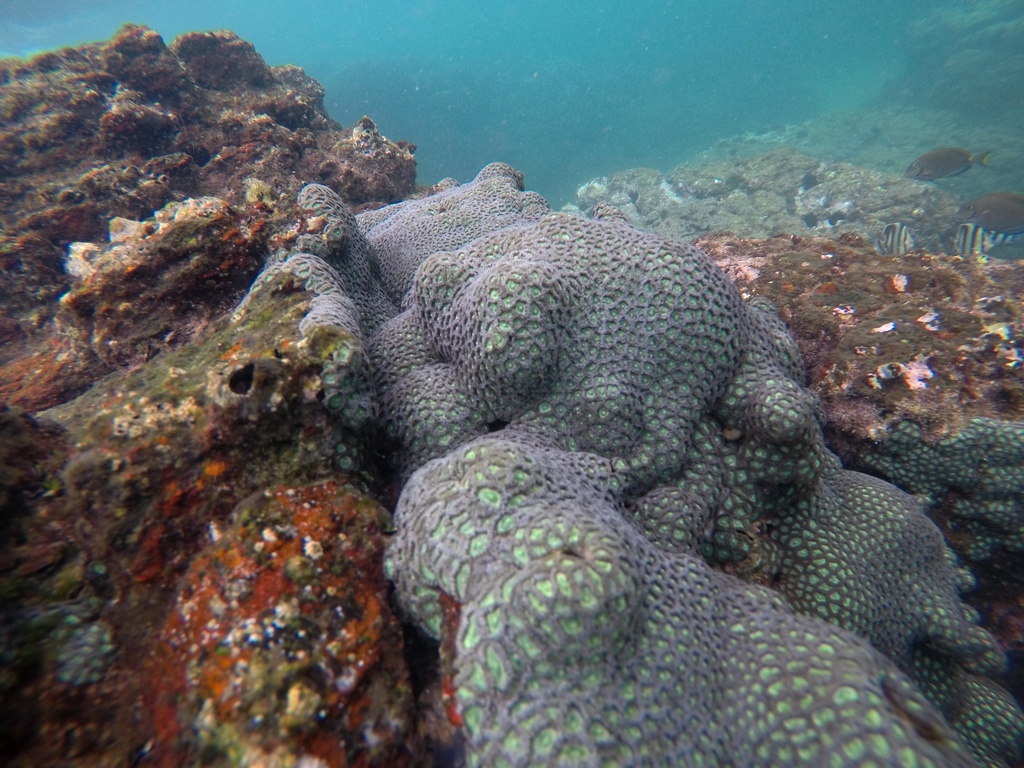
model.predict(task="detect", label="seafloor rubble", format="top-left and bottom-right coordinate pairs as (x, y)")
top-left (2, 26), bottom-right (1024, 768)
top-left (571, 147), bottom-right (962, 253)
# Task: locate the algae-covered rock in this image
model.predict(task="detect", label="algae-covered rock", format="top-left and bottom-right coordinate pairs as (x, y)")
top-left (151, 481), bottom-right (413, 767)
top-left (0, 259), bottom-right (394, 765)
top-left (0, 24), bottom-right (415, 410)
top-left (57, 196), bottom-right (266, 369)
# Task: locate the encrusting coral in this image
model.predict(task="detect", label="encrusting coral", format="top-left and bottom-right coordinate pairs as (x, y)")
top-left (241, 163), bottom-right (1024, 766)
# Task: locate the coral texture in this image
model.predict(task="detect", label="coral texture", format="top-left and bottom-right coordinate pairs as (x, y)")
top-left (359, 162), bottom-right (550, 304)
top-left (686, 228), bottom-right (1024, 709)
top-left (369, 204), bottom-right (750, 491)
top-left (292, 167), bottom-right (1021, 765)
top-left (388, 434), bottom-right (976, 766)
top-left (859, 419), bottom-right (1024, 564)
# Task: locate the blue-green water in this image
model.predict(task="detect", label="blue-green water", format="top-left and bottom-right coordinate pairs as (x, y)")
top-left (1, 0), bottom-right (1020, 204)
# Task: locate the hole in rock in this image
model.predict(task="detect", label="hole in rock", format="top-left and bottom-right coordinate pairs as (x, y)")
top-left (228, 362), bottom-right (255, 395)
top-left (180, 143), bottom-right (212, 166)
top-left (799, 172), bottom-right (818, 191)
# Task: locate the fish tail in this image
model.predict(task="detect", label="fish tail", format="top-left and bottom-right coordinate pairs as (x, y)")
top-left (972, 150), bottom-right (992, 168)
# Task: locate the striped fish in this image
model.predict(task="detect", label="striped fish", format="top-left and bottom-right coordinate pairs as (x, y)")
top-left (875, 222), bottom-right (916, 255)
top-left (955, 223), bottom-right (1023, 261)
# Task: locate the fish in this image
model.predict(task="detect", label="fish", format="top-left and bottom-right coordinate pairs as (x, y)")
top-left (958, 192), bottom-right (1024, 235)
top-left (954, 223), bottom-right (1023, 260)
top-left (876, 222), bottom-right (916, 255)
top-left (905, 147), bottom-right (990, 180)
top-left (986, 239), bottom-right (1024, 261)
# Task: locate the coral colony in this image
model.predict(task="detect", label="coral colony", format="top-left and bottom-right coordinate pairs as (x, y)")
top-left (262, 164), bottom-right (1021, 767)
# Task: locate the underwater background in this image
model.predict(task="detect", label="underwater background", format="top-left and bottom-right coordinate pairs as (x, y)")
top-left (2, 0), bottom-right (1021, 205)
top-left (3, 2), bottom-right (1024, 766)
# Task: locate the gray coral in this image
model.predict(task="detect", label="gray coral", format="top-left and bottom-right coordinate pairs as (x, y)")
top-left (387, 434), bottom-right (975, 767)
top-left (358, 162), bottom-right (551, 305)
top-left (857, 419), bottom-right (1024, 563)
top-left (254, 165), bottom-right (1024, 767)
top-left (632, 411), bottom-right (1023, 766)
top-left (369, 210), bottom-right (749, 491)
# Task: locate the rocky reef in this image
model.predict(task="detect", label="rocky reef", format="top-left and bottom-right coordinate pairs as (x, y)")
top-left (0, 26), bottom-right (420, 768)
top-left (0, 24), bottom-right (414, 410)
top-left (571, 147), bottom-right (962, 253)
top-left (0, 270), bottom-right (417, 765)
top-left (689, 232), bottom-right (1024, 444)
top-left (3, 25), bottom-right (1024, 768)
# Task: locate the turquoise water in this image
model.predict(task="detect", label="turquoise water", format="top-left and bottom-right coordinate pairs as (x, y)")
top-left (0, 0), bottom-right (1018, 203)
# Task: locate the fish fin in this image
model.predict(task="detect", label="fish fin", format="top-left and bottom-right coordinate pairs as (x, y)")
top-left (904, 228), bottom-right (916, 253)
top-left (973, 150), bottom-right (992, 168)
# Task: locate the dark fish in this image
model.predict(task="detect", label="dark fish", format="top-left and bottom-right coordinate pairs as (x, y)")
top-left (986, 239), bottom-right (1024, 261)
top-left (876, 222), bottom-right (916, 255)
top-left (955, 223), bottom-right (1023, 260)
top-left (958, 192), bottom-right (1024, 235)
top-left (905, 147), bottom-right (990, 180)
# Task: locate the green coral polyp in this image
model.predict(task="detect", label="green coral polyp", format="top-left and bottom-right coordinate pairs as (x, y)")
top-left (255, 165), bottom-right (1024, 766)
top-left (477, 487), bottom-right (502, 507)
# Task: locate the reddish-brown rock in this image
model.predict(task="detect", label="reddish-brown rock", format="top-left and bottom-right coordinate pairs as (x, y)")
top-left (0, 24), bottom-right (415, 369)
top-left (148, 481), bottom-right (414, 767)
top-left (695, 231), bottom-right (1024, 450)
top-left (0, 268), bottom-right (425, 766)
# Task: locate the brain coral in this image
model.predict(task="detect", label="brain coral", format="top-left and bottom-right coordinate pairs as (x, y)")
top-left (369, 207), bottom-right (751, 492)
top-left (387, 434), bottom-right (975, 767)
top-left (626, 401), bottom-right (1024, 765)
top-left (256, 166), bottom-right (1024, 766)
top-left (856, 418), bottom-right (1024, 564)
top-left (652, 345), bottom-right (1022, 764)
top-left (358, 162), bottom-right (551, 304)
